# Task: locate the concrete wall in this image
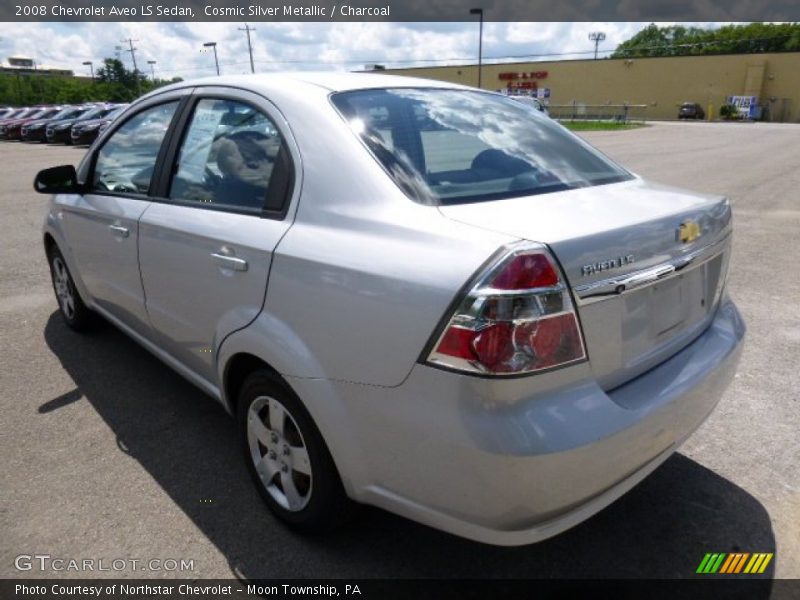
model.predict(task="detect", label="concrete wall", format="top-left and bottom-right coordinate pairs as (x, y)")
top-left (383, 53), bottom-right (800, 122)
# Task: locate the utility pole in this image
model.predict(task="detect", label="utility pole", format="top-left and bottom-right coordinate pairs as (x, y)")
top-left (121, 38), bottom-right (139, 73)
top-left (147, 60), bottom-right (157, 81)
top-left (238, 23), bottom-right (256, 73)
top-left (588, 31), bottom-right (606, 60)
top-left (121, 37), bottom-right (141, 94)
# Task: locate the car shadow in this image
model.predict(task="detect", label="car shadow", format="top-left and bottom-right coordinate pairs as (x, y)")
top-left (43, 312), bottom-right (776, 582)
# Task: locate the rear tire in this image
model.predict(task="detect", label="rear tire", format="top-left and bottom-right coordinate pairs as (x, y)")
top-left (47, 245), bottom-right (95, 331)
top-left (237, 370), bottom-right (355, 533)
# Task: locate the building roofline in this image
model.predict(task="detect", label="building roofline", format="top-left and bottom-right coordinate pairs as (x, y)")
top-left (381, 50), bottom-right (800, 73)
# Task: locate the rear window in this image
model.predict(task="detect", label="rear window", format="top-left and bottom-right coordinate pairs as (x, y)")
top-left (331, 88), bottom-right (631, 205)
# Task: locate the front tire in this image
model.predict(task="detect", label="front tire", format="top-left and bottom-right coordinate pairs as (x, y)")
top-left (47, 245), bottom-right (94, 331)
top-left (237, 370), bottom-right (355, 533)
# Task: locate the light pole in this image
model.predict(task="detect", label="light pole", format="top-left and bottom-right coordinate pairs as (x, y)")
top-left (147, 60), bottom-right (157, 81)
top-left (469, 8), bottom-right (484, 88)
top-left (203, 42), bottom-right (220, 75)
top-left (589, 31), bottom-right (606, 60)
top-left (82, 60), bottom-right (94, 80)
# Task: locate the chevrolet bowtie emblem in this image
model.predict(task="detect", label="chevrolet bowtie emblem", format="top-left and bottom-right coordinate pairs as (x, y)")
top-left (678, 220), bottom-right (702, 244)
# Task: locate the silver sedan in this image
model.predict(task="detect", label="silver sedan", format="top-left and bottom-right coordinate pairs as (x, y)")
top-left (35, 73), bottom-right (745, 545)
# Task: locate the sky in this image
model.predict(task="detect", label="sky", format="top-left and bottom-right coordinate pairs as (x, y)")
top-left (0, 22), bottom-right (727, 79)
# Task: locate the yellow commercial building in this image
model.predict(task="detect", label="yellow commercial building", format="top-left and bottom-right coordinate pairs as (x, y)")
top-left (384, 52), bottom-right (800, 122)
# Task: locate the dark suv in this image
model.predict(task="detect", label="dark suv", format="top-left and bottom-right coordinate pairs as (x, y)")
top-left (678, 102), bottom-right (705, 120)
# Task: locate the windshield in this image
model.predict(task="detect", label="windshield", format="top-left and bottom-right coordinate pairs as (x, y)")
top-left (105, 107), bottom-right (126, 120)
top-left (77, 106), bottom-right (110, 121)
top-left (52, 107), bottom-right (87, 120)
top-left (331, 88), bottom-right (632, 205)
top-left (11, 108), bottom-right (36, 119)
top-left (28, 109), bottom-right (52, 120)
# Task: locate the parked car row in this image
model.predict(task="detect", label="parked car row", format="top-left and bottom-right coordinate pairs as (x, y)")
top-left (0, 103), bottom-right (128, 145)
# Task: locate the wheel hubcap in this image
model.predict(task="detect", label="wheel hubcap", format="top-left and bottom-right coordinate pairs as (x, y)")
top-left (247, 396), bottom-right (312, 512)
top-left (52, 257), bottom-right (75, 319)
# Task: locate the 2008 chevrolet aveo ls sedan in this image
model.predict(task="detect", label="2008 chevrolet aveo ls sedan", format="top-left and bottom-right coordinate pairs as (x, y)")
top-left (35, 73), bottom-right (745, 545)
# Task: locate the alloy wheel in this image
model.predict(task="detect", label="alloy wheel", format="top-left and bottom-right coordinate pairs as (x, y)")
top-left (247, 396), bottom-right (313, 511)
top-left (52, 256), bottom-right (76, 320)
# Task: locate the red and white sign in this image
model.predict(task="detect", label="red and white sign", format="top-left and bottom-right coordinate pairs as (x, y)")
top-left (498, 71), bottom-right (548, 81)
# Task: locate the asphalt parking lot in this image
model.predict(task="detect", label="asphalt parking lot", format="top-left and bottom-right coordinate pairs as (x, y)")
top-left (1, 122), bottom-right (798, 580)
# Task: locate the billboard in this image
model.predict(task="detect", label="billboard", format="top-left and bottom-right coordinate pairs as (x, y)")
top-left (728, 95), bottom-right (758, 119)
top-left (8, 57), bottom-right (34, 68)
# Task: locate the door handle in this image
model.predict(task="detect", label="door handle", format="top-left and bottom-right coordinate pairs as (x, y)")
top-left (109, 224), bottom-right (130, 238)
top-left (211, 252), bottom-right (248, 272)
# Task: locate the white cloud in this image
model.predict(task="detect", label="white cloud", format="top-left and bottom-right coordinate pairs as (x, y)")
top-left (0, 21), bottom-right (729, 80)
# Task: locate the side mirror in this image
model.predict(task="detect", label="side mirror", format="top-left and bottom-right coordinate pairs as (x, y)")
top-left (33, 165), bottom-right (82, 195)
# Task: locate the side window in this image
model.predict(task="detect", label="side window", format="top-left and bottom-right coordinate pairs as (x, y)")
top-left (169, 98), bottom-right (290, 214)
top-left (91, 102), bottom-right (178, 195)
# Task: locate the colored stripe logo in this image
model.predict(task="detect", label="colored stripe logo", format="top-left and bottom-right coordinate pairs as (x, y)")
top-left (696, 552), bottom-right (773, 574)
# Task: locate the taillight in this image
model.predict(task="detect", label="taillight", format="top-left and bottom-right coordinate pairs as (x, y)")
top-left (426, 242), bottom-right (586, 376)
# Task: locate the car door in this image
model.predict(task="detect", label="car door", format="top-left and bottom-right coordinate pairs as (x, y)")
top-left (137, 89), bottom-right (298, 384)
top-left (58, 95), bottom-right (185, 335)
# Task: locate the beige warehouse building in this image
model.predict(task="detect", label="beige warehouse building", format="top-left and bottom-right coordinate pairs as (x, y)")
top-left (384, 52), bottom-right (800, 122)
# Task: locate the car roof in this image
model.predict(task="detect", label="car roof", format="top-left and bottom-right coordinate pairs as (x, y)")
top-left (142, 71), bottom-right (472, 101)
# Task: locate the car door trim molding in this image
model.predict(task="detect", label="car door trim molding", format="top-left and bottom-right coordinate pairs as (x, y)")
top-left (91, 300), bottom-right (221, 401)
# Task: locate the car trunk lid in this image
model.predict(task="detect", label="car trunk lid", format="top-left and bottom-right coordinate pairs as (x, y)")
top-left (438, 178), bottom-right (732, 389)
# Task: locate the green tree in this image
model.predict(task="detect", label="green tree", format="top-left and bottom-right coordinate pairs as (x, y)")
top-left (0, 57), bottom-right (174, 106)
top-left (612, 22), bottom-right (800, 58)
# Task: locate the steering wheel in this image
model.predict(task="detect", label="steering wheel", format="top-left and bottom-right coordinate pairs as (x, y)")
top-left (95, 178), bottom-right (135, 193)
top-left (204, 166), bottom-right (222, 189)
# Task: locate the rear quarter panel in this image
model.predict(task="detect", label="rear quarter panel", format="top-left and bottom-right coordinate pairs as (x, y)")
top-left (219, 86), bottom-right (514, 387)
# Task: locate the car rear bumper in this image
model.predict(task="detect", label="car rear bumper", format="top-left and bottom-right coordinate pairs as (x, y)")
top-left (287, 297), bottom-right (745, 545)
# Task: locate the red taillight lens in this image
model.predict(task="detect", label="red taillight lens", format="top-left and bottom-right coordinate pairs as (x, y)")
top-left (436, 326), bottom-right (475, 360)
top-left (427, 243), bottom-right (586, 376)
top-left (489, 253), bottom-right (559, 290)
top-left (472, 323), bottom-right (515, 369)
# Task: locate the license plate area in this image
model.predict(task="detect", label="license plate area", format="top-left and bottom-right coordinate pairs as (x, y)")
top-left (621, 255), bottom-right (722, 366)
